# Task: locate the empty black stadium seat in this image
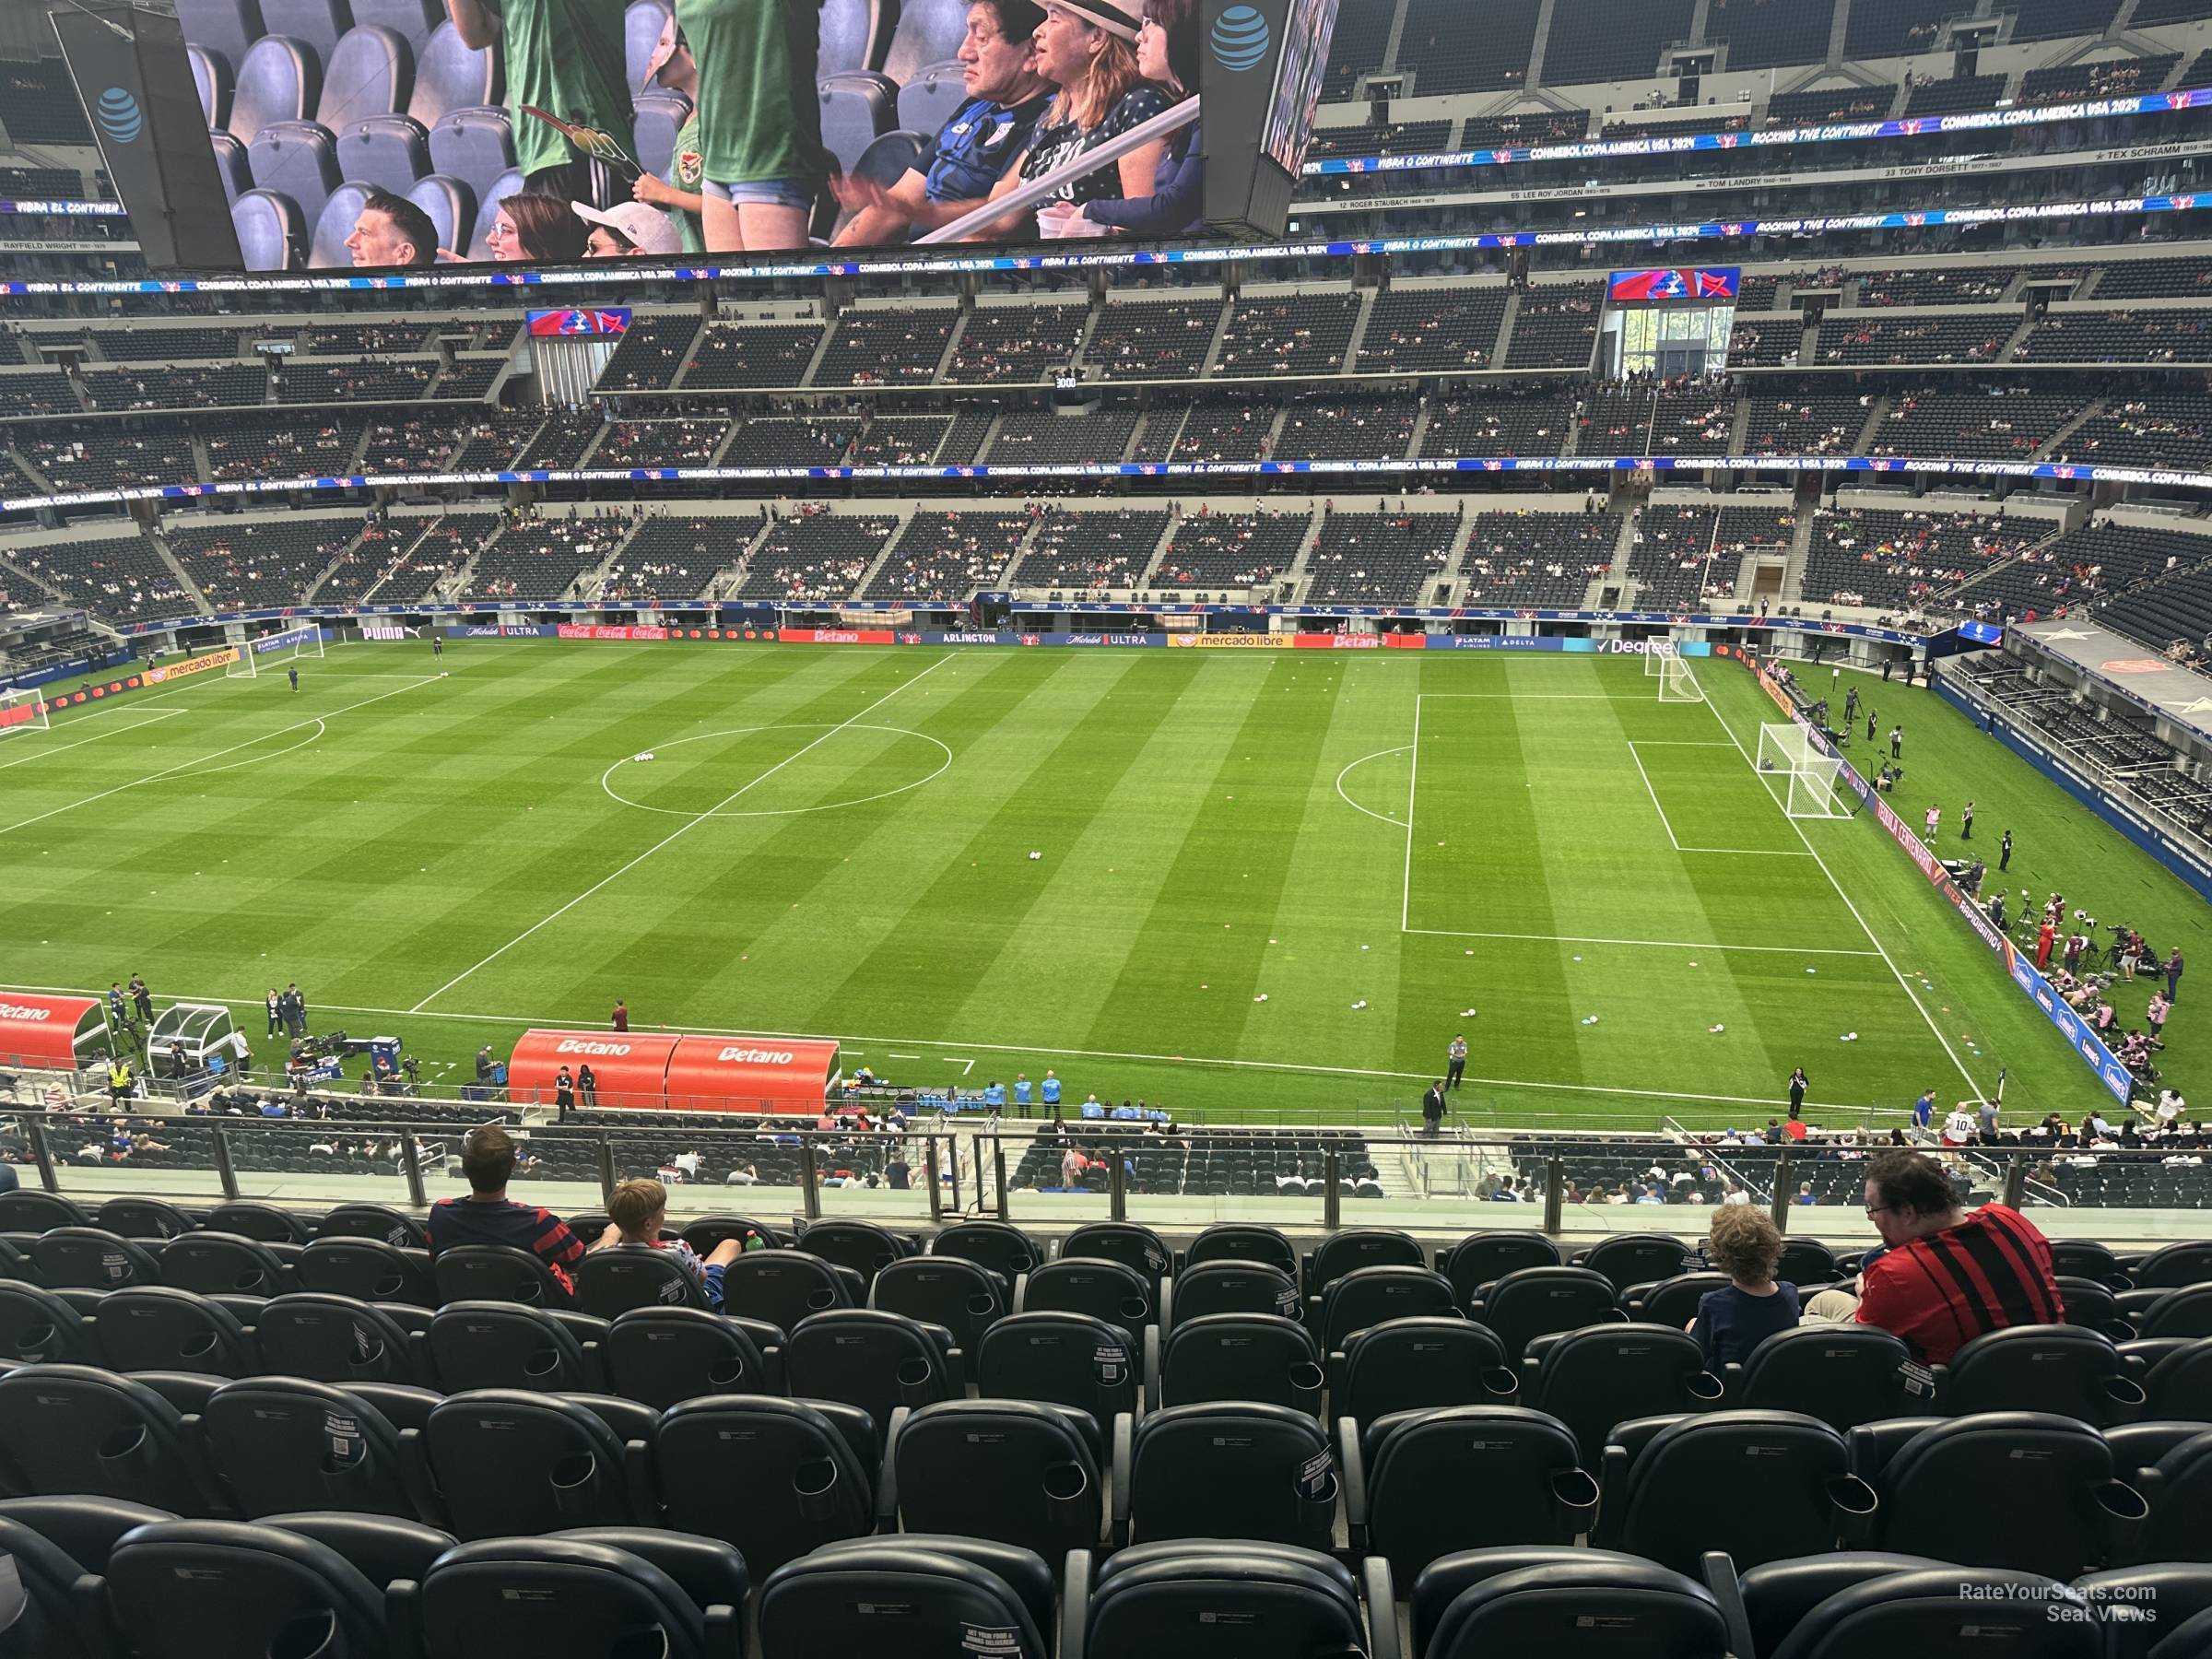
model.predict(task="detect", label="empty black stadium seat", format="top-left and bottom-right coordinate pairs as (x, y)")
top-left (932, 1220), bottom-right (1042, 1284)
top-left (2145, 1336), bottom-right (2212, 1418)
top-left (428, 1300), bottom-right (602, 1392)
top-left (96, 1198), bottom-right (197, 1241)
top-left (1074, 1540), bottom-right (1375, 1659)
top-left (0, 1281), bottom-right (91, 1363)
top-left (1359, 1406), bottom-right (1595, 1579)
top-left (1306, 1229), bottom-right (1424, 1306)
top-left (1734, 1324), bottom-right (1912, 1430)
top-left (1060, 1221), bottom-right (1171, 1289)
top-left (315, 1204), bottom-right (427, 1248)
top-left (971, 1311), bottom-right (1137, 1433)
top-left (2076, 1564), bottom-right (2212, 1659)
top-left (1735, 1553), bottom-right (2100, 1658)
top-left (1576, 1232), bottom-right (1698, 1294)
top-left (1940, 1324), bottom-right (2147, 1425)
top-left (0, 1194), bottom-right (87, 1232)
top-left (1337, 1315), bottom-right (1516, 1428)
top-left (408, 18), bottom-right (499, 128)
top-left (2131, 1242), bottom-right (2212, 1290)
top-left (203, 1377), bottom-right (425, 1519)
top-left (206, 1204), bottom-right (310, 1245)
top-left (1527, 1324), bottom-right (1720, 1465)
top-left (1123, 1402), bottom-right (1335, 1549)
top-left (422, 1532), bottom-right (747, 1659)
top-left (424, 1389), bottom-right (647, 1538)
top-left (87, 1286), bottom-right (254, 1376)
top-left (1438, 1231), bottom-right (1560, 1308)
top-left (1318, 1265), bottom-right (1459, 1350)
top-left (1156, 1312), bottom-right (1324, 1414)
top-left (2141, 1284), bottom-right (2212, 1339)
top-left (1857, 1412), bottom-right (2147, 1578)
top-left (318, 23), bottom-right (411, 129)
top-left (31, 1228), bottom-right (161, 1290)
top-left (798, 1219), bottom-right (913, 1288)
top-left (1163, 1259), bottom-right (1300, 1328)
top-left (430, 1242), bottom-right (572, 1306)
top-left (1411, 1547), bottom-right (1732, 1659)
top-left (1471, 1265), bottom-right (1621, 1361)
top-left (2051, 1240), bottom-right (2131, 1288)
top-left (352, 0), bottom-right (439, 53)
top-left (1018, 1257), bottom-right (1155, 1343)
top-left (262, 0), bottom-right (350, 65)
top-left (782, 1308), bottom-right (958, 1434)
top-left (2110, 1422), bottom-right (2212, 1561)
top-left (623, 0), bottom-right (670, 90)
top-left (2056, 1275), bottom-right (2137, 1341)
top-left (159, 1231), bottom-right (291, 1298)
top-left (253, 1291), bottom-right (424, 1384)
top-left (406, 171), bottom-right (473, 254)
top-left (632, 88), bottom-right (688, 178)
top-left (891, 1397), bottom-right (1103, 1557)
top-left (870, 1253), bottom-right (1006, 1349)
top-left (0, 1365), bottom-right (226, 1515)
top-left (176, 0), bottom-right (261, 75)
top-left (1776, 1238), bottom-right (1843, 1288)
top-left (1623, 1271), bottom-right (1732, 1331)
top-left (296, 1236), bottom-right (433, 1306)
top-left (103, 1519), bottom-right (392, 1659)
top-left (603, 1306), bottom-right (780, 1410)
top-left (758, 1535), bottom-right (1052, 1659)
top-left (653, 1395), bottom-right (878, 1580)
top-left (249, 122), bottom-right (343, 226)
top-left (1182, 1223), bottom-right (1299, 1285)
top-left (717, 1251), bottom-right (856, 1333)
top-left (0, 1503), bottom-right (121, 1658)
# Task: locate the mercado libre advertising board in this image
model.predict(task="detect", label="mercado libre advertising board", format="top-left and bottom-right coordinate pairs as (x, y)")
top-left (144, 647), bottom-right (240, 682)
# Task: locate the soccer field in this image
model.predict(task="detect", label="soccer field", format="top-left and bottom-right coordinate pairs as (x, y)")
top-left (0, 638), bottom-right (2191, 1127)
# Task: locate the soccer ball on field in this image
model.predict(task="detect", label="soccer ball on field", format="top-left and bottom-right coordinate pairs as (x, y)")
top-left (1028, 852), bottom-right (1041, 860)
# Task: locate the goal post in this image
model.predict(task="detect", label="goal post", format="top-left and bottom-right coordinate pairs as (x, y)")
top-left (1757, 722), bottom-right (1847, 818)
top-left (0, 688), bottom-right (50, 737)
top-left (226, 625), bottom-right (327, 677)
top-left (1657, 654), bottom-right (1705, 703)
top-left (1643, 641), bottom-right (1679, 676)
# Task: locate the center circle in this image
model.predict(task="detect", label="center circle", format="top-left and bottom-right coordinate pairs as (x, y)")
top-left (600, 724), bottom-right (953, 818)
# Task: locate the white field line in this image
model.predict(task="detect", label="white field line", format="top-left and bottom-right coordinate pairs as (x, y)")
top-left (1626, 740), bottom-right (1813, 856)
top-left (0, 707), bottom-right (187, 770)
top-left (1402, 926), bottom-right (1882, 957)
top-left (406, 653), bottom-right (956, 1013)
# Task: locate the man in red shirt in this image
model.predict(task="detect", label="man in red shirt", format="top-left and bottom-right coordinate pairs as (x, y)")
top-left (611, 999), bottom-right (629, 1032)
top-left (1853, 1147), bottom-right (2061, 1364)
top-left (425, 1124), bottom-right (586, 1294)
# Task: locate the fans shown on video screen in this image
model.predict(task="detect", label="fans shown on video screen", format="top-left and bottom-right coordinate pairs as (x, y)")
top-left (344, 190), bottom-right (440, 268)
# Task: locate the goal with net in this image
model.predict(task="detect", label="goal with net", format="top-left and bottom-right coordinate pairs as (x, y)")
top-left (226, 625), bottom-right (326, 678)
top-left (0, 687), bottom-right (50, 738)
top-left (1655, 654), bottom-right (1704, 703)
top-left (1758, 722), bottom-right (1848, 818)
top-left (1643, 641), bottom-right (1678, 675)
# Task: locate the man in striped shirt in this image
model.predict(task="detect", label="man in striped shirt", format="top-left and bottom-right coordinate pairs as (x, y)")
top-left (1853, 1148), bottom-right (2060, 1364)
top-left (426, 1124), bottom-right (586, 1294)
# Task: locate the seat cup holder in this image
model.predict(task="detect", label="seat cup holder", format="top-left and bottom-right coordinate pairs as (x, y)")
top-left (97, 1422), bottom-right (151, 1465)
top-left (1685, 1371), bottom-right (1726, 1405)
top-left (793, 1455), bottom-right (842, 1520)
top-left (1043, 1458), bottom-right (1091, 1517)
top-left (806, 1288), bottom-right (838, 1311)
top-left (1829, 1475), bottom-right (1880, 1546)
top-left (706, 1357), bottom-right (749, 1388)
top-left (2101, 1374), bottom-right (2148, 1412)
top-left (2096, 1478), bottom-right (2150, 1527)
top-left (549, 1452), bottom-right (597, 1493)
top-left (524, 1347), bottom-right (563, 1381)
top-left (965, 1293), bottom-right (997, 1316)
top-left (1481, 1366), bottom-right (1520, 1399)
top-left (1550, 1467), bottom-right (1601, 1525)
top-left (896, 1356), bottom-right (937, 1401)
top-left (1288, 1360), bottom-right (1327, 1397)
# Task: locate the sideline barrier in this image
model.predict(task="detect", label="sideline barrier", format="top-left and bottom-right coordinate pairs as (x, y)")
top-left (1739, 651), bottom-right (2133, 1104)
top-left (435, 628), bottom-right (1724, 653)
top-left (506, 1028), bottom-right (841, 1114)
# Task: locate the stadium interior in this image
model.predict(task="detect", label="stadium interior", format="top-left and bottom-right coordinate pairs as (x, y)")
top-left (8, 0), bottom-right (2212, 1653)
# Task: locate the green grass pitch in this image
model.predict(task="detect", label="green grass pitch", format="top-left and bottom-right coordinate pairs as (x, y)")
top-left (3, 639), bottom-right (2202, 1129)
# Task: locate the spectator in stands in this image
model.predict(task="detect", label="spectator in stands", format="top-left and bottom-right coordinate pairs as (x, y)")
top-left (632, 16), bottom-right (708, 253)
top-left (343, 190), bottom-right (438, 270)
top-left (1043, 0), bottom-right (1201, 238)
top-left (1815, 1147), bottom-right (2061, 1364)
top-left (675, 0), bottom-right (830, 253)
top-left (444, 0), bottom-right (631, 205)
top-left (482, 192), bottom-right (590, 265)
top-left (1689, 1205), bottom-right (1800, 1365)
top-left (572, 200), bottom-right (681, 257)
top-left (833, 0), bottom-right (1053, 246)
top-left (425, 1124), bottom-right (586, 1292)
top-left (592, 1176), bottom-right (747, 1307)
top-left (974, 0), bottom-right (1169, 238)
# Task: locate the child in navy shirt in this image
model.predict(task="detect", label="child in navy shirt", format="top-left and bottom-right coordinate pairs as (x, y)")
top-left (1690, 1205), bottom-right (1802, 1367)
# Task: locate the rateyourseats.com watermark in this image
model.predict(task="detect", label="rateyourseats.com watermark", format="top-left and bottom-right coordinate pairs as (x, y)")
top-left (1958, 1583), bottom-right (2159, 1626)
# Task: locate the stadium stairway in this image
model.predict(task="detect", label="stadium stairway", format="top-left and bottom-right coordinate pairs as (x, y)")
top-left (145, 535), bottom-right (208, 616)
top-left (300, 520), bottom-right (380, 604)
top-left (1489, 292), bottom-right (1522, 374)
top-left (2035, 396), bottom-right (2111, 462)
top-left (1776, 512), bottom-right (1816, 605)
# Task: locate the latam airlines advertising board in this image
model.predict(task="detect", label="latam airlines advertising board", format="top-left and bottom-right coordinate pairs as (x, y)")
top-left (506, 1028), bottom-right (841, 1113)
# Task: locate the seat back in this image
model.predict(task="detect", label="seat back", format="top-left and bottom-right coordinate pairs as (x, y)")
top-left (175, 0), bottom-right (264, 76)
top-left (351, 0), bottom-right (439, 53)
top-left (0, 1365), bottom-right (225, 1514)
top-left (1338, 1316), bottom-right (1514, 1429)
top-left (227, 36), bottom-right (319, 139)
top-left (406, 171), bottom-right (474, 256)
top-left (248, 120), bottom-right (342, 225)
top-left (317, 1204), bottom-right (428, 1248)
top-left (432, 1242), bottom-right (571, 1306)
top-left (624, 0), bottom-right (672, 90)
top-left (799, 1220), bottom-right (912, 1288)
top-left (1942, 1325), bottom-right (2145, 1427)
top-left (654, 1395), bottom-right (877, 1580)
top-left (254, 1292), bottom-right (420, 1383)
top-left (408, 17), bottom-right (499, 126)
top-left (159, 1231), bottom-right (290, 1298)
top-left (421, 1535), bottom-right (722, 1659)
top-left (1747, 1559), bottom-right (2100, 1659)
top-left (205, 1377), bottom-right (419, 1518)
top-left (1319, 1265), bottom-right (1458, 1349)
top-left (1579, 1233), bottom-right (1697, 1294)
top-left (1776, 1237), bottom-right (1841, 1288)
top-left (2047, 1240), bottom-right (2126, 1288)
top-left (1020, 1257), bottom-right (1154, 1342)
top-left (574, 1245), bottom-right (708, 1319)
top-left (336, 113), bottom-right (433, 193)
top-left (1086, 1540), bottom-right (1365, 1659)
top-left (1627, 1271), bottom-right (1732, 1332)
top-left (758, 1536), bottom-right (1050, 1659)
top-left (605, 1306), bottom-right (775, 1410)
top-left (932, 1221), bottom-right (1041, 1283)
top-left (2146, 1337), bottom-right (2212, 1419)
top-left (1439, 1231), bottom-right (1561, 1308)
top-left (972, 1310), bottom-right (1137, 1431)
top-left (2141, 1284), bottom-right (2212, 1340)
top-left (1308, 1228), bottom-right (1424, 1300)
top-left (1737, 1324), bottom-right (1912, 1430)
top-left (817, 0), bottom-right (888, 75)
top-left (783, 1308), bottom-right (955, 1435)
top-left (297, 1236), bottom-right (431, 1305)
top-left (318, 23), bottom-right (410, 127)
top-left (31, 1228), bottom-right (161, 1290)
top-left (104, 1519), bottom-right (390, 1659)
top-left (1126, 1403), bottom-right (1335, 1549)
top-left (88, 1287), bottom-right (253, 1376)
top-left (870, 1253), bottom-right (1006, 1349)
top-left (0, 1511), bottom-right (114, 1658)
top-left (632, 87), bottom-right (688, 181)
top-left (894, 57), bottom-right (967, 138)
top-left (0, 1282), bottom-right (90, 1364)
top-left (1366, 1408), bottom-right (1595, 1580)
top-left (1475, 1266), bottom-right (1620, 1362)
top-left (1184, 1223), bottom-right (1299, 1284)
top-left (719, 1251), bottom-right (853, 1332)
top-left (2132, 1241), bottom-right (2212, 1290)
top-left (1603, 1409), bottom-right (1861, 1574)
top-left (1412, 1547), bottom-right (1732, 1659)
top-left (2136, 1430), bottom-right (2212, 1565)
top-left (424, 1388), bottom-right (639, 1539)
top-left (1158, 1313), bottom-right (1324, 1414)
top-left (96, 1198), bottom-right (196, 1241)
top-left (1168, 1260), bottom-right (1300, 1328)
top-left (1868, 1412), bottom-right (2143, 1579)
top-left (894, 1398), bottom-right (1101, 1557)
top-left (1060, 1222), bottom-right (1171, 1288)
top-left (206, 1205), bottom-right (310, 1244)
top-left (429, 1300), bottom-right (594, 1392)
top-left (1531, 1324), bottom-right (1721, 1466)
top-left (0, 1194), bottom-right (87, 1232)
top-left (261, 0), bottom-right (351, 63)
top-left (210, 131), bottom-right (253, 203)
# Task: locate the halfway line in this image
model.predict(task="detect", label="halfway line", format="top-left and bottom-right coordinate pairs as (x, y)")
top-left (1403, 926), bottom-right (1883, 957)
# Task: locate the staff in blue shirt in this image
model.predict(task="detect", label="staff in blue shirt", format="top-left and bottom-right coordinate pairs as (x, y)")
top-left (1912, 1090), bottom-right (1935, 1135)
top-left (1013, 1073), bottom-right (1032, 1115)
top-left (1041, 1071), bottom-right (1062, 1112)
top-left (982, 1079), bottom-right (1006, 1111)
top-left (832, 0), bottom-right (1052, 245)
